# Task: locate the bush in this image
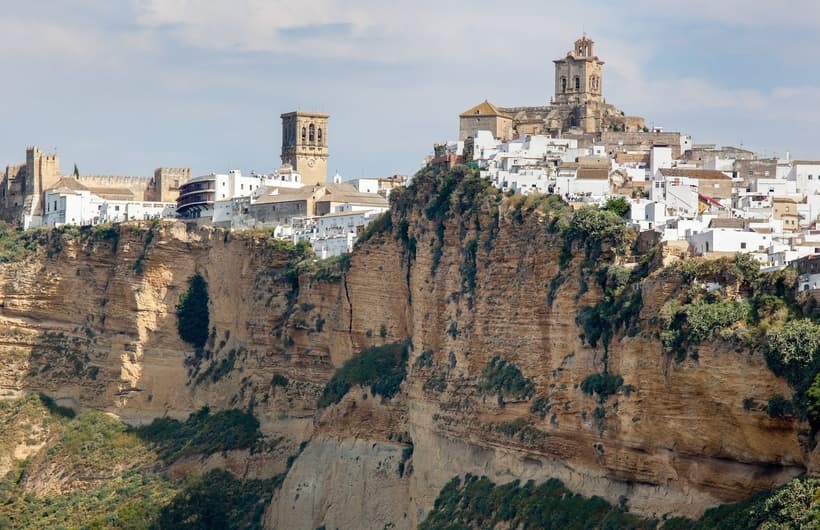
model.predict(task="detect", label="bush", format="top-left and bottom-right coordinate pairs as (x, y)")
top-left (478, 357), bottom-right (535, 401)
top-left (154, 469), bottom-right (282, 530)
top-left (602, 197), bottom-right (631, 218)
top-left (767, 395), bottom-right (795, 419)
top-left (420, 474), bottom-right (657, 530)
top-left (580, 373), bottom-right (624, 401)
top-left (177, 274), bottom-right (210, 349)
top-left (271, 374), bottom-right (289, 388)
top-left (356, 211), bottom-right (392, 245)
top-left (563, 206), bottom-right (629, 264)
top-left (764, 319), bottom-right (820, 393)
top-left (660, 300), bottom-right (751, 358)
top-left (318, 342), bottom-right (410, 408)
top-left (135, 407), bottom-right (261, 463)
top-left (667, 476), bottom-right (820, 529)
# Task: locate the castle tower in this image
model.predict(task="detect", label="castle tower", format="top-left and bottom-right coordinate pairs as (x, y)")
top-left (553, 36), bottom-right (604, 108)
top-left (280, 111), bottom-right (329, 186)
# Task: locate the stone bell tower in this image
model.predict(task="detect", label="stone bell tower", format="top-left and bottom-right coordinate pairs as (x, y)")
top-left (280, 111), bottom-right (329, 186)
top-left (553, 36), bottom-right (604, 107)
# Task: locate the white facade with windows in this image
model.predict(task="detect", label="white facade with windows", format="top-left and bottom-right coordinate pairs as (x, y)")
top-left (787, 161), bottom-right (820, 196)
top-left (689, 229), bottom-right (772, 256)
top-left (43, 187), bottom-right (175, 227)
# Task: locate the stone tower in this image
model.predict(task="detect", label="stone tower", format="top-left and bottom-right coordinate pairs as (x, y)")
top-left (280, 111), bottom-right (329, 186)
top-left (554, 36), bottom-right (604, 106)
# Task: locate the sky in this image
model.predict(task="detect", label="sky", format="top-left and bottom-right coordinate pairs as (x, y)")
top-left (1, 0), bottom-right (819, 179)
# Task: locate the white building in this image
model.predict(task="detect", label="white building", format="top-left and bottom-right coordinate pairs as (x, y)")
top-left (689, 219), bottom-right (772, 256)
top-left (787, 161), bottom-right (820, 196)
top-left (292, 209), bottom-right (385, 258)
top-left (177, 167), bottom-right (303, 219)
top-left (43, 177), bottom-right (175, 227)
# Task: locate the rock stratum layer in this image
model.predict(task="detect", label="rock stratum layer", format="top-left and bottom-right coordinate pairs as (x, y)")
top-left (0, 176), bottom-right (813, 529)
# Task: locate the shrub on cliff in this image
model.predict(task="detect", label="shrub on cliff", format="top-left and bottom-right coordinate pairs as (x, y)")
top-left (176, 274), bottom-right (209, 349)
top-left (580, 373), bottom-right (624, 400)
top-left (135, 406), bottom-right (261, 463)
top-left (562, 206), bottom-right (629, 265)
top-left (764, 319), bottom-right (820, 392)
top-left (420, 474), bottom-right (657, 530)
top-left (478, 357), bottom-right (535, 402)
top-left (318, 341), bottom-right (410, 408)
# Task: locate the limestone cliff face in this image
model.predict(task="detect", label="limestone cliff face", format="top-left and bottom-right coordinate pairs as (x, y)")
top-left (0, 182), bottom-right (812, 529)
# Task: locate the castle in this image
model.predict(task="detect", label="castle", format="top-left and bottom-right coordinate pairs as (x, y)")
top-left (0, 147), bottom-right (190, 227)
top-left (459, 36), bottom-right (645, 142)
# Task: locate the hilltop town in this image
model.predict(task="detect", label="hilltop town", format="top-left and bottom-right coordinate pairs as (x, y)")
top-left (2, 35), bottom-right (820, 283)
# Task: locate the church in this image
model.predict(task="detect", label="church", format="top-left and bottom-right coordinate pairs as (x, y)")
top-left (459, 36), bottom-right (646, 142)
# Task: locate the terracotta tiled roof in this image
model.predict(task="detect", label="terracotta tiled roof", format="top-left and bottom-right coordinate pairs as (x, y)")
top-left (46, 177), bottom-right (89, 192)
top-left (576, 168), bottom-right (609, 180)
top-left (659, 168), bottom-right (732, 180)
top-left (708, 217), bottom-right (746, 230)
top-left (460, 100), bottom-right (509, 118)
top-left (86, 187), bottom-right (135, 201)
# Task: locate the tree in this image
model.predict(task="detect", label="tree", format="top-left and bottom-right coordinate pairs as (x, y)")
top-left (72, 163), bottom-right (79, 177)
top-left (603, 197), bottom-right (631, 218)
top-left (176, 274), bottom-right (209, 349)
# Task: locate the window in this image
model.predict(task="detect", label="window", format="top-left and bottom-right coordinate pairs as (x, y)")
top-left (575, 77), bottom-right (580, 91)
top-left (740, 242), bottom-right (747, 249)
top-left (561, 77), bottom-right (567, 93)
top-left (301, 127), bottom-right (307, 143)
top-left (115, 205), bottom-right (120, 211)
top-left (810, 175), bottom-right (814, 180)
top-left (54, 200), bottom-right (57, 210)
top-left (309, 124), bottom-right (315, 143)
top-left (318, 128), bottom-right (323, 145)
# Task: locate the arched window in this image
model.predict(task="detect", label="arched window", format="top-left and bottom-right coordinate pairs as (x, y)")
top-left (561, 77), bottom-right (567, 93)
top-left (318, 128), bottom-right (323, 145)
top-left (309, 124), bottom-right (315, 143)
top-left (301, 127), bottom-right (307, 143)
top-left (575, 76), bottom-right (580, 91)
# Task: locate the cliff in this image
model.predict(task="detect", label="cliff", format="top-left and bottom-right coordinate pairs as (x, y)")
top-left (0, 170), bottom-right (815, 528)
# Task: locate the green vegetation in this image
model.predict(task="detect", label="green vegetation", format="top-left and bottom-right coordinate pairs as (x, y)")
top-left (602, 196), bottom-right (631, 218)
top-left (580, 373), bottom-right (624, 400)
top-left (195, 348), bottom-right (238, 385)
top-left (0, 222), bottom-right (50, 263)
top-left (422, 474), bottom-right (820, 530)
top-left (660, 299), bottom-right (751, 361)
top-left (0, 396), bottom-right (281, 529)
top-left (562, 206), bottom-right (630, 266)
top-left (271, 374), bottom-right (289, 388)
top-left (295, 254), bottom-right (351, 282)
top-left (356, 210), bottom-right (392, 246)
top-left (764, 318), bottom-right (820, 397)
top-left (576, 265), bottom-right (642, 352)
top-left (318, 341), bottom-right (410, 408)
top-left (176, 274), bottom-right (210, 349)
top-left (135, 406), bottom-right (262, 463)
top-left (767, 395), bottom-right (795, 419)
top-left (477, 357), bottom-right (535, 402)
top-left (419, 474), bottom-right (656, 530)
top-left (664, 476), bottom-right (820, 529)
top-left (153, 469), bottom-right (282, 530)
top-left (461, 239), bottom-right (478, 295)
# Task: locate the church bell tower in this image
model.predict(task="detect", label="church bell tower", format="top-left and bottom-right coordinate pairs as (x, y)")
top-left (280, 111), bottom-right (329, 186)
top-left (553, 36), bottom-right (604, 107)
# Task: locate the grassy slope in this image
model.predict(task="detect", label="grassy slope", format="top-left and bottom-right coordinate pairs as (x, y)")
top-left (0, 395), bottom-right (281, 530)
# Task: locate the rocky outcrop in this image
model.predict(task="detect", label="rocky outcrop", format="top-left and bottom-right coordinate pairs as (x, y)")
top-left (0, 180), bottom-right (812, 528)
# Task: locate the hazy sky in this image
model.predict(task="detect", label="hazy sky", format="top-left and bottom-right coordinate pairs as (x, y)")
top-left (1, 1), bottom-right (819, 179)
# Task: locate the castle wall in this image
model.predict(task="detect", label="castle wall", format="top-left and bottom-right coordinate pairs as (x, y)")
top-left (77, 175), bottom-right (152, 200)
top-left (602, 131), bottom-right (683, 159)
